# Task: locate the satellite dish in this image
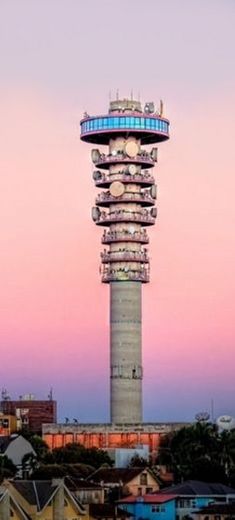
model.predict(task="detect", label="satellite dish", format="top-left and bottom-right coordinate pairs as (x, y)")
top-left (216, 416), bottom-right (235, 431)
top-left (151, 185), bottom-right (157, 199)
top-left (91, 149), bottom-right (100, 163)
top-left (144, 102), bottom-right (155, 114)
top-left (151, 147), bottom-right (158, 162)
top-left (128, 226), bottom-right (136, 235)
top-left (111, 149), bottom-right (117, 156)
top-left (93, 170), bottom-right (102, 180)
top-left (125, 140), bottom-right (139, 158)
top-left (151, 207), bottom-right (157, 218)
top-left (195, 412), bottom-right (210, 422)
top-left (129, 164), bottom-right (137, 175)
top-left (91, 207), bottom-right (100, 221)
top-left (110, 181), bottom-right (125, 197)
top-left (124, 266), bottom-right (129, 273)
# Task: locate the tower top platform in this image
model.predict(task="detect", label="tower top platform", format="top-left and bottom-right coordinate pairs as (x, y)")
top-left (80, 98), bottom-right (170, 145)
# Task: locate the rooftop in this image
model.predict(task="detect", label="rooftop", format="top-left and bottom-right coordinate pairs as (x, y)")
top-left (161, 480), bottom-right (235, 496)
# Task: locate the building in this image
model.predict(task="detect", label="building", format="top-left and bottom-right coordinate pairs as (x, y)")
top-left (80, 96), bottom-right (169, 424)
top-left (0, 486), bottom-right (29, 520)
top-left (0, 479), bottom-right (132, 520)
top-left (194, 503), bottom-right (235, 520)
top-left (118, 482), bottom-right (235, 520)
top-left (0, 413), bottom-right (18, 436)
top-left (65, 476), bottom-right (105, 504)
top-left (1, 396), bottom-right (57, 434)
top-left (3, 478), bottom-right (88, 520)
top-left (43, 421), bottom-right (188, 459)
top-left (118, 493), bottom-right (177, 520)
top-left (161, 481), bottom-right (235, 520)
top-left (106, 446), bottom-right (149, 468)
top-left (0, 435), bottom-right (36, 477)
top-left (87, 467), bottom-right (160, 498)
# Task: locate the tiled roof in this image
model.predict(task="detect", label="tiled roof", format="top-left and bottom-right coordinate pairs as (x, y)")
top-left (65, 475), bottom-right (102, 490)
top-left (118, 494), bottom-right (177, 504)
top-left (88, 467), bottom-right (151, 485)
top-left (161, 480), bottom-right (235, 496)
top-left (12, 481), bottom-right (58, 511)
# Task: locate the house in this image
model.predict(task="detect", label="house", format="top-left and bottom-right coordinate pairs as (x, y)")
top-left (194, 502), bottom-right (235, 520)
top-left (87, 467), bottom-right (160, 497)
top-left (0, 435), bottom-right (36, 476)
top-left (0, 486), bottom-right (30, 520)
top-left (118, 493), bottom-right (177, 520)
top-left (65, 476), bottom-right (105, 504)
top-left (161, 481), bottom-right (235, 520)
top-left (118, 481), bottom-right (235, 520)
top-left (3, 478), bottom-right (89, 520)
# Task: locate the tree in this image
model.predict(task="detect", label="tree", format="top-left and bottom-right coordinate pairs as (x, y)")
top-left (157, 422), bottom-right (232, 484)
top-left (128, 454), bottom-right (148, 467)
top-left (44, 443), bottom-right (113, 468)
top-left (0, 455), bottom-right (16, 482)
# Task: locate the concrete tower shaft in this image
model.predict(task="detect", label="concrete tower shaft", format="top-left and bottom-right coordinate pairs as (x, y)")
top-left (110, 281), bottom-right (142, 423)
top-left (80, 98), bottom-right (169, 424)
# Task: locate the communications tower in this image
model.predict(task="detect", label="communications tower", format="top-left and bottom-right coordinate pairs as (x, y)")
top-left (80, 98), bottom-right (169, 424)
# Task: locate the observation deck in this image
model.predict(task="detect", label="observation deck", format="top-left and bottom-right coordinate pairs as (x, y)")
top-left (81, 107), bottom-right (169, 145)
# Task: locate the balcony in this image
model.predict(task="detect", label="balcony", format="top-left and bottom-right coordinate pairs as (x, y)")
top-left (101, 251), bottom-right (149, 263)
top-left (102, 268), bottom-right (149, 283)
top-left (94, 170), bottom-right (154, 188)
top-left (101, 230), bottom-right (149, 244)
top-left (95, 209), bottom-right (156, 227)
top-left (92, 150), bottom-right (155, 170)
top-left (95, 190), bottom-right (155, 207)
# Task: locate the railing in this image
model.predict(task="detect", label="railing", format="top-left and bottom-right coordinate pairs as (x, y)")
top-left (94, 170), bottom-right (154, 187)
top-left (96, 210), bottom-right (156, 226)
top-left (102, 231), bottom-right (149, 244)
top-left (96, 190), bottom-right (155, 206)
top-left (93, 150), bottom-right (155, 168)
top-left (102, 269), bottom-right (149, 283)
top-left (101, 251), bottom-right (149, 263)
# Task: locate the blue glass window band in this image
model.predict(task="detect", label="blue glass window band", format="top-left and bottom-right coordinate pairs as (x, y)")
top-left (81, 116), bottom-right (169, 135)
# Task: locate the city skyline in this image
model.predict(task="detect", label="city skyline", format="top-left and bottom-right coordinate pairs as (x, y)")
top-left (1, 0), bottom-right (235, 422)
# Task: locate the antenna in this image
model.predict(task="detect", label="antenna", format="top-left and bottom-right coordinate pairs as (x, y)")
top-left (160, 99), bottom-right (164, 117)
top-left (48, 387), bottom-right (53, 401)
top-left (130, 89), bottom-right (133, 100)
top-left (211, 398), bottom-right (214, 423)
top-left (116, 89), bottom-right (119, 100)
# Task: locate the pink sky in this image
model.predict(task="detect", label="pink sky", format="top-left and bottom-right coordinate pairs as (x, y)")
top-left (0, 0), bottom-right (235, 422)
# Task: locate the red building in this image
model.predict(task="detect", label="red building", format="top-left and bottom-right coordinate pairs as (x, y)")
top-left (1, 398), bottom-right (57, 434)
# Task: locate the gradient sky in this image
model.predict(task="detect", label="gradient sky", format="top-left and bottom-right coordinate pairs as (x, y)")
top-left (1, 0), bottom-right (235, 423)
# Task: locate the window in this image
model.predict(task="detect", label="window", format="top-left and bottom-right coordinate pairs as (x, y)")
top-left (140, 473), bottom-right (148, 485)
top-left (179, 499), bottom-right (191, 508)
top-left (146, 487), bottom-right (153, 493)
top-left (81, 116), bottom-right (169, 135)
top-left (138, 487), bottom-right (142, 496)
top-left (10, 510), bottom-right (14, 518)
top-left (152, 505), bottom-right (166, 513)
